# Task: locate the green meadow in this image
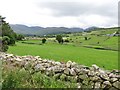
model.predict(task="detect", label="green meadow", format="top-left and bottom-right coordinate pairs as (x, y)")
top-left (8, 39), bottom-right (118, 70)
top-left (7, 28), bottom-right (119, 70)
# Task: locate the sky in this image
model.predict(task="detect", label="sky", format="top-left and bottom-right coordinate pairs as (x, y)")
top-left (0, 0), bottom-right (119, 28)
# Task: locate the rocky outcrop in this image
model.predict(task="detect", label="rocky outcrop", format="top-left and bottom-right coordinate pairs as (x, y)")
top-left (0, 52), bottom-right (120, 89)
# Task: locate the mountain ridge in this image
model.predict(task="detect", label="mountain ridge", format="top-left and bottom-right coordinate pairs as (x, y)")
top-left (10, 24), bottom-right (85, 36)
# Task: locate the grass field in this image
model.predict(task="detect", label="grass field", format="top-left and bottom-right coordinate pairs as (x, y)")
top-left (8, 40), bottom-right (118, 70)
top-left (67, 28), bottom-right (118, 50)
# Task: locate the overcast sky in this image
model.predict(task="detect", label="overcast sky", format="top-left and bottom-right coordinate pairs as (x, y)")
top-left (0, 0), bottom-right (118, 28)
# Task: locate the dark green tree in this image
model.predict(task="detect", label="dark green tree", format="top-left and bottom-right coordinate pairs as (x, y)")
top-left (0, 15), bottom-right (17, 52)
top-left (16, 34), bottom-right (24, 40)
top-left (56, 35), bottom-right (63, 44)
top-left (84, 37), bottom-right (87, 40)
top-left (0, 16), bottom-right (16, 45)
top-left (42, 38), bottom-right (46, 44)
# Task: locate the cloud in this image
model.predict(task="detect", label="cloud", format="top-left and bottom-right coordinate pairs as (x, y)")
top-left (0, 0), bottom-right (118, 28)
top-left (37, 0), bottom-right (118, 18)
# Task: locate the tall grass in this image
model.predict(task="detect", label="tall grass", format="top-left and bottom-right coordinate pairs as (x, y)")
top-left (2, 68), bottom-right (77, 88)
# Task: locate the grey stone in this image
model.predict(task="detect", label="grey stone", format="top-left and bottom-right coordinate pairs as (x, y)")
top-left (113, 81), bottom-right (120, 89)
top-left (64, 68), bottom-right (70, 75)
top-left (42, 63), bottom-right (50, 68)
top-left (109, 87), bottom-right (118, 90)
top-left (99, 69), bottom-right (106, 74)
top-left (101, 84), bottom-right (107, 88)
top-left (66, 60), bottom-right (72, 68)
top-left (47, 60), bottom-right (53, 64)
top-left (79, 74), bottom-right (88, 80)
top-left (16, 58), bottom-right (22, 61)
top-left (101, 81), bottom-right (112, 89)
top-left (46, 67), bottom-right (53, 72)
top-left (42, 59), bottom-right (48, 63)
top-left (90, 76), bottom-right (101, 82)
top-left (109, 73), bottom-right (117, 78)
top-left (53, 67), bottom-right (64, 73)
top-left (74, 68), bottom-right (80, 73)
top-left (110, 78), bottom-right (118, 82)
top-left (34, 64), bottom-right (45, 71)
top-left (20, 61), bottom-right (26, 67)
top-left (24, 62), bottom-right (32, 70)
top-left (88, 71), bottom-right (95, 76)
top-left (92, 64), bottom-right (99, 71)
top-left (103, 81), bottom-right (112, 86)
top-left (70, 68), bottom-right (76, 76)
top-left (82, 80), bottom-right (89, 85)
top-left (35, 56), bottom-right (40, 59)
top-left (100, 73), bottom-right (109, 80)
top-left (83, 69), bottom-right (89, 74)
top-left (94, 82), bottom-right (101, 88)
top-left (6, 54), bottom-right (14, 58)
top-left (54, 61), bottom-right (61, 65)
top-left (71, 62), bottom-right (77, 67)
top-left (13, 61), bottom-right (20, 67)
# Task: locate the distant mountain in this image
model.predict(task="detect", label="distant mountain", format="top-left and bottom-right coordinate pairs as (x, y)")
top-left (85, 26), bottom-right (99, 31)
top-left (10, 24), bottom-right (84, 36)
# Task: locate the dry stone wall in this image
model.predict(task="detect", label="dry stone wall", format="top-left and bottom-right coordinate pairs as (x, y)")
top-left (0, 52), bottom-right (120, 89)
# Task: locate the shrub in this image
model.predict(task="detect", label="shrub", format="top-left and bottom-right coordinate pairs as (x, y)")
top-left (2, 71), bottom-right (18, 88)
top-left (1, 36), bottom-right (10, 52)
top-left (1, 44), bottom-right (8, 52)
top-left (64, 39), bottom-right (69, 42)
top-left (2, 36), bottom-right (10, 45)
top-left (42, 38), bottom-right (46, 44)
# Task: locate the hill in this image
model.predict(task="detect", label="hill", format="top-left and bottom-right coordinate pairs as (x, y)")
top-left (10, 24), bottom-right (84, 36)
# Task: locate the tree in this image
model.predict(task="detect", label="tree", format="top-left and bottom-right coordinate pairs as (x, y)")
top-left (17, 34), bottom-right (24, 40)
top-left (0, 15), bottom-right (16, 45)
top-left (61, 39), bottom-right (64, 44)
top-left (56, 35), bottom-right (63, 44)
top-left (0, 15), bottom-right (18, 51)
top-left (42, 38), bottom-right (46, 44)
top-left (0, 16), bottom-right (16, 45)
top-left (84, 37), bottom-right (87, 40)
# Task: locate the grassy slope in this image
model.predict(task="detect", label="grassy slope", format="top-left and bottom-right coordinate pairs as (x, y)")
top-left (8, 41), bottom-right (118, 70)
top-left (68, 29), bottom-right (118, 50)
